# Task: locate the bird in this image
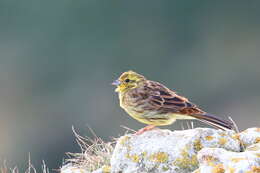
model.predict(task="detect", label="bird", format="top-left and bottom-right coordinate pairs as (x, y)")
top-left (112, 70), bottom-right (234, 134)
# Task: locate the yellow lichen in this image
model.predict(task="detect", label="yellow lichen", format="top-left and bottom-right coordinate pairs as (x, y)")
top-left (212, 164), bottom-right (225, 173)
top-left (232, 134), bottom-right (240, 140)
top-left (218, 138), bottom-right (227, 145)
top-left (191, 155), bottom-right (199, 166)
top-left (252, 166), bottom-right (260, 173)
top-left (125, 153), bottom-right (140, 163)
top-left (246, 166), bottom-right (260, 173)
top-left (102, 165), bottom-right (111, 173)
top-left (255, 137), bottom-right (260, 144)
top-left (119, 136), bottom-right (130, 145)
top-left (131, 154), bottom-right (139, 162)
top-left (193, 139), bottom-right (203, 151)
top-left (228, 166), bottom-right (235, 173)
top-left (201, 155), bottom-right (218, 163)
top-left (254, 153), bottom-right (260, 158)
top-left (149, 152), bottom-right (169, 163)
top-left (208, 162), bottom-right (216, 167)
top-left (219, 132), bottom-right (227, 137)
top-left (141, 151), bottom-right (147, 157)
top-left (205, 135), bottom-right (214, 141)
top-left (193, 169), bottom-right (200, 173)
top-left (173, 149), bottom-right (198, 169)
top-left (230, 157), bottom-right (246, 163)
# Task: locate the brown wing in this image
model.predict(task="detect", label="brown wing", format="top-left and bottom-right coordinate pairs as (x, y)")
top-left (142, 81), bottom-right (234, 130)
top-left (130, 80), bottom-right (234, 130)
top-left (144, 81), bottom-right (205, 115)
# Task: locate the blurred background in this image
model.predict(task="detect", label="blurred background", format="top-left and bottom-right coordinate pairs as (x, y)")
top-left (0, 0), bottom-right (260, 171)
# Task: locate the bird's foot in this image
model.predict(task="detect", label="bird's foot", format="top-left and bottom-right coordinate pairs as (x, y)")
top-left (135, 125), bottom-right (156, 135)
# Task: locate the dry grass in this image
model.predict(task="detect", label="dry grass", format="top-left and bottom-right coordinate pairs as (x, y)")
top-left (1, 127), bottom-right (116, 173)
top-left (64, 127), bottom-right (115, 172)
top-left (0, 158), bottom-right (49, 173)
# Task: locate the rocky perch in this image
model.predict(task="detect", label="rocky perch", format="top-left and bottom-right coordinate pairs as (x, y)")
top-left (61, 127), bottom-right (260, 173)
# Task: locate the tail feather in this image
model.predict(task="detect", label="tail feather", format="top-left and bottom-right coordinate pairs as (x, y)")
top-left (191, 113), bottom-right (234, 131)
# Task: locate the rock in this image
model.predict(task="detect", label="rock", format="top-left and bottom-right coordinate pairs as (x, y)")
top-left (61, 164), bottom-right (90, 173)
top-left (110, 128), bottom-right (240, 173)
top-left (62, 127), bottom-right (260, 173)
top-left (61, 164), bottom-right (110, 173)
top-left (91, 168), bottom-right (103, 173)
top-left (194, 143), bottom-right (260, 173)
top-left (237, 127), bottom-right (260, 148)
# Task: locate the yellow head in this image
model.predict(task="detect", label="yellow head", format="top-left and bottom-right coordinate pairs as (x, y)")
top-left (112, 71), bottom-right (146, 92)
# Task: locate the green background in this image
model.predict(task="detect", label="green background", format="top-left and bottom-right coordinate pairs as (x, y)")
top-left (0, 0), bottom-right (260, 171)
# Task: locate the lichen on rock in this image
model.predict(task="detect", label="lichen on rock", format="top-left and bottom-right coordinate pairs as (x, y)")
top-left (110, 128), bottom-right (240, 173)
top-left (194, 146), bottom-right (260, 173)
top-left (237, 127), bottom-right (260, 147)
top-left (61, 127), bottom-right (260, 173)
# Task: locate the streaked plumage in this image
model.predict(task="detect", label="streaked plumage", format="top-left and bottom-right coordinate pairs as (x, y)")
top-left (112, 71), bottom-right (234, 131)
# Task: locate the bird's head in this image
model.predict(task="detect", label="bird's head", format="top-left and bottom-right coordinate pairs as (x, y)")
top-left (112, 71), bottom-right (146, 92)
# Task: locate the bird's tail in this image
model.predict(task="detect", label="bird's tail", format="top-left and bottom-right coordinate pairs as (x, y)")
top-left (191, 113), bottom-right (235, 131)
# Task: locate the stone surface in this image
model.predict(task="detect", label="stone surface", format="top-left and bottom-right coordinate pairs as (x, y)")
top-left (110, 128), bottom-right (240, 173)
top-left (61, 164), bottom-right (90, 173)
top-left (62, 127), bottom-right (260, 173)
top-left (237, 127), bottom-right (260, 147)
top-left (61, 164), bottom-right (110, 173)
top-left (193, 144), bottom-right (260, 173)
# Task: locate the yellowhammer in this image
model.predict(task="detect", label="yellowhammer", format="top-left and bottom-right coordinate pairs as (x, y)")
top-left (112, 71), bottom-right (234, 134)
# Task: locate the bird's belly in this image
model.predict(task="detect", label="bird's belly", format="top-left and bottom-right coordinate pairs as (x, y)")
top-left (124, 105), bottom-right (195, 126)
top-left (119, 93), bottom-right (193, 126)
top-left (124, 107), bottom-right (176, 126)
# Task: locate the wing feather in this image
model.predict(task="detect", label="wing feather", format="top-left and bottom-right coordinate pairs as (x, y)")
top-left (144, 81), bottom-right (204, 115)
top-left (129, 80), bottom-right (234, 130)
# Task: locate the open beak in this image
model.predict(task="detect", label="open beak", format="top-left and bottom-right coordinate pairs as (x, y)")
top-left (112, 80), bottom-right (121, 86)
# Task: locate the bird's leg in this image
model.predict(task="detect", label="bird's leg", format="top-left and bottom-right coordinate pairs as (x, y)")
top-left (135, 125), bottom-right (156, 135)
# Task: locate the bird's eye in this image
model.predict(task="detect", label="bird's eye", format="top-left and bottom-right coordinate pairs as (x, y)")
top-left (125, 79), bottom-right (130, 83)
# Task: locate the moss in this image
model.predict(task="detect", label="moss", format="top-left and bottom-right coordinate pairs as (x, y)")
top-left (173, 149), bottom-right (198, 169)
top-left (102, 165), bottom-right (111, 173)
top-left (193, 139), bottom-right (202, 151)
top-left (149, 152), bottom-right (169, 163)
top-left (205, 135), bottom-right (214, 141)
top-left (212, 164), bottom-right (225, 173)
top-left (218, 137), bottom-right (227, 145)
